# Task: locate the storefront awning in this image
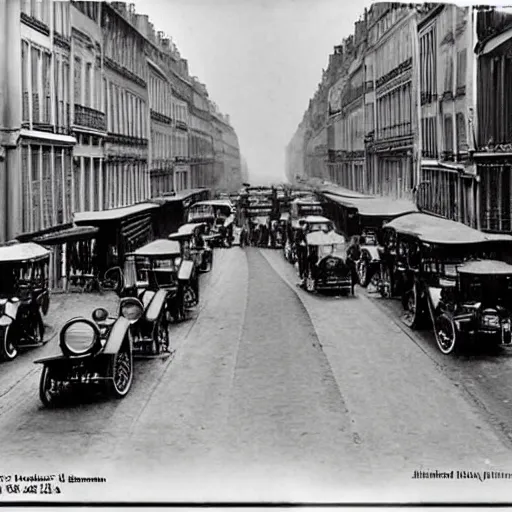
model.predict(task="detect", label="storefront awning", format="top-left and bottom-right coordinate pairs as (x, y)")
top-left (32, 225), bottom-right (99, 245)
top-left (74, 203), bottom-right (159, 224)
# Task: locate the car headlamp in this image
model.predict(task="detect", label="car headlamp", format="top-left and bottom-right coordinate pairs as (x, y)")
top-left (60, 318), bottom-right (100, 356)
top-left (120, 298), bottom-right (144, 323)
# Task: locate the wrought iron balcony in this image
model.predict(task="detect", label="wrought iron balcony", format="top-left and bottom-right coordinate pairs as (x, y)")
top-left (74, 104), bottom-right (106, 132)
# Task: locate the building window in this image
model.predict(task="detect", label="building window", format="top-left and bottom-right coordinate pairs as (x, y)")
top-left (444, 54), bottom-right (453, 95)
top-left (456, 49), bottom-right (467, 95)
top-left (31, 46), bottom-right (41, 124)
top-left (42, 51), bottom-right (51, 124)
top-left (85, 62), bottom-right (92, 107)
top-left (456, 112), bottom-right (467, 155)
top-left (21, 41), bottom-right (30, 124)
top-left (74, 57), bottom-right (82, 104)
top-left (444, 115), bottom-right (454, 160)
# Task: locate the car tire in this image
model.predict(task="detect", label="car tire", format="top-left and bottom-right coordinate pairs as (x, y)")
top-left (402, 282), bottom-right (426, 330)
top-left (39, 365), bottom-right (60, 408)
top-left (434, 313), bottom-right (460, 355)
top-left (0, 325), bottom-right (17, 361)
top-left (106, 344), bottom-right (133, 398)
top-left (306, 272), bottom-right (316, 293)
top-left (357, 257), bottom-right (370, 288)
top-left (379, 264), bottom-right (393, 298)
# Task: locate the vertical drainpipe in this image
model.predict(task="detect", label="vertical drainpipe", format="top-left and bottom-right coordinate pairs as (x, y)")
top-left (1, 0), bottom-right (22, 241)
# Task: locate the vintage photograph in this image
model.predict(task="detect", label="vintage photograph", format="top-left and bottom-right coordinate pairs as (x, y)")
top-left (0, 0), bottom-right (512, 505)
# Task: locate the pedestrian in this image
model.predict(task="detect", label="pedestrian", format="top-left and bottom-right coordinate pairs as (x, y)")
top-left (296, 220), bottom-right (308, 283)
top-left (346, 235), bottom-right (361, 285)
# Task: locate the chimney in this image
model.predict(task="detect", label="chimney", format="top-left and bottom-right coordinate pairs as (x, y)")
top-left (135, 14), bottom-right (149, 36)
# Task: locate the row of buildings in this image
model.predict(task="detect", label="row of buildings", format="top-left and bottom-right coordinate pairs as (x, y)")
top-left (285, 3), bottom-right (512, 234)
top-left (0, 0), bottom-right (242, 243)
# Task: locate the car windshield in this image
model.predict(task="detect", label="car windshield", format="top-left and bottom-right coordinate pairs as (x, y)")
top-left (309, 222), bottom-right (332, 232)
top-left (189, 204), bottom-right (214, 220)
top-left (319, 243), bottom-right (345, 258)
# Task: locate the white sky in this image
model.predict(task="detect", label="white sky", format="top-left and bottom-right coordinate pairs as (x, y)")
top-left (132, 0), bottom-right (371, 185)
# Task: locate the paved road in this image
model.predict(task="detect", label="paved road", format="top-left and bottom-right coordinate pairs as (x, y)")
top-left (0, 247), bottom-right (512, 502)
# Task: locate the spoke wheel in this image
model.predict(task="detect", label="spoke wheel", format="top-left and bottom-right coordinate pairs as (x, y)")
top-left (357, 259), bottom-right (369, 287)
top-left (434, 313), bottom-right (458, 355)
top-left (183, 285), bottom-right (198, 309)
top-left (402, 284), bottom-right (425, 329)
top-left (0, 325), bottom-right (17, 361)
top-left (306, 272), bottom-right (316, 293)
top-left (155, 315), bottom-right (170, 354)
top-left (107, 346), bottom-right (133, 398)
top-left (39, 365), bottom-right (60, 408)
top-left (379, 266), bottom-right (392, 298)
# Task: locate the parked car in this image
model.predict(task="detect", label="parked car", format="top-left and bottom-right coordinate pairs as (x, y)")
top-left (378, 212), bottom-right (512, 354)
top-left (169, 222), bottom-right (213, 273)
top-left (0, 242), bottom-right (50, 361)
top-left (284, 215), bottom-right (335, 263)
top-left (124, 239), bottom-right (199, 327)
top-left (187, 200), bottom-right (235, 247)
top-left (319, 192), bottom-right (417, 287)
top-left (302, 230), bottom-right (353, 295)
top-left (35, 308), bottom-right (135, 407)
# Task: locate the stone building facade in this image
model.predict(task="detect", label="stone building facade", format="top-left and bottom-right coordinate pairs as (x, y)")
top-left (286, 3), bottom-right (512, 233)
top-left (0, 0), bottom-right (241, 244)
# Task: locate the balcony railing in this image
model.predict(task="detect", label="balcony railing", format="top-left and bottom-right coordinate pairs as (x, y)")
top-left (74, 104), bottom-right (106, 132)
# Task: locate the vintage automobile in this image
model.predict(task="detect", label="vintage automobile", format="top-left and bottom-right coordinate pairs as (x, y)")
top-left (302, 231), bottom-right (353, 295)
top-left (378, 212), bottom-right (512, 354)
top-left (0, 242), bottom-right (51, 361)
top-left (320, 192), bottom-right (417, 287)
top-left (268, 214), bottom-right (287, 249)
top-left (121, 239), bottom-right (199, 328)
top-left (169, 222), bottom-right (213, 273)
top-left (248, 215), bottom-right (271, 247)
top-left (35, 307), bottom-right (135, 407)
top-left (187, 200), bottom-right (235, 247)
top-left (284, 215), bottom-right (335, 263)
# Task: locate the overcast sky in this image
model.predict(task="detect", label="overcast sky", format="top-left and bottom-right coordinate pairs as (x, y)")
top-left (133, 0), bottom-right (371, 184)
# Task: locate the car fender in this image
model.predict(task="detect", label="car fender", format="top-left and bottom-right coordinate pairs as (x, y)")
top-left (0, 314), bottom-right (14, 327)
top-left (103, 316), bottom-right (131, 355)
top-left (0, 300), bottom-right (21, 327)
top-left (361, 245), bottom-right (380, 262)
top-left (145, 289), bottom-right (168, 323)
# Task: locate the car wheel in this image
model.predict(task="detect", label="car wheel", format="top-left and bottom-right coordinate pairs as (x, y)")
top-left (155, 313), bottom-right (170, 354)
top-left (107, 344), bottom-right (133, 398)
top-left (434, 313), bottom-right (459, 355)
top-left (379, 265), bottom-right (393, 298)
top-left (306, 272), bottom-right (316, 293)
top-left (39, 365), bottom-right (60, 408)
top-left (0, 325), bottom-right (17, 361)
top-left (357, 258), bottom-right (369, 288)
top-left (402, 283), bottom-right (426, 330)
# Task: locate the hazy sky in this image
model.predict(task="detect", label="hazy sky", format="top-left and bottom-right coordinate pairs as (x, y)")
top-left (133, 0), bottom-right (371, 184)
